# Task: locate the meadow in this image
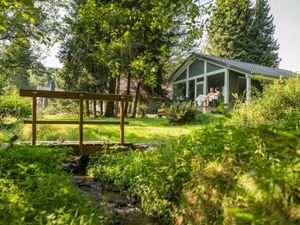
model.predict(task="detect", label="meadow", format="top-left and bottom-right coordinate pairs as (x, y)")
top-left (1, 114), bottom-right (221, 144)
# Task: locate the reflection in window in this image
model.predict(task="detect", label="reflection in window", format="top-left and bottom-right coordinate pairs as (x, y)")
top-left (189, 80), bottom-right (195, 101)
top-left (173, 82), bottom-right (186, 100)
top-left (174, 70), bottom-right (187, 82)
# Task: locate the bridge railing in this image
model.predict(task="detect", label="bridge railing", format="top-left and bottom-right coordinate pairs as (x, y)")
top-left (20, 89), bottom-right (133, 154)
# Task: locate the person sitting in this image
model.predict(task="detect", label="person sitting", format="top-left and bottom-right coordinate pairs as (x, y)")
top-left (196, 94), bottom-right (206, 106)
top-left (206, 87), bottom-right (215, 106)
top-left (212, 87), bottom-right (220, 107)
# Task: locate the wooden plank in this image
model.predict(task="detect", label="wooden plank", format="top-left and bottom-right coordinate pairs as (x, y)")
top-left (79, 95), bottom-right (84, 155)
top-left (32, 92), bottom-right (37, 145)
top-left (20, 89), bottom-right (133, 102)
top-left (120, 97), bottom-right (125, 144)
top-left (23, 120), bottom-right (129, 125)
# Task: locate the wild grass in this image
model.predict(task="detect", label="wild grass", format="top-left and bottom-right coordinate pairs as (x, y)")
top-left (0, 146), bottom-right (107, 225)
top-left (1, 114), bottom-right (222, 144)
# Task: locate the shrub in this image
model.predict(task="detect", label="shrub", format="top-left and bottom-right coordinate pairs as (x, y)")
top-left (231, 76), bottom-right (300, 132)
top-left (137, 104), bottom-right (150, 118)
top-left (165, 102), bottom-right (199, 124)
top-left (88, 134), bottom-right (199, 224)
top-left (40, 99), bottom-right (79, 116)
top-left (0, 92), bottom-right (31, 118)
top-left (0, 146), bottom-right (107, 225)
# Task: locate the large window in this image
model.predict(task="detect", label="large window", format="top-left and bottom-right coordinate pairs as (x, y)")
top-left (188, 80), bottom-right (195, 101)
top-left (173, 82), bottom-right (186, 100)
top-left (207, 62), bottom-right (223, 73)
top-left (189, 60), bottom-right (204, 77)
top-left (174, 70), bottom-right (187, 82)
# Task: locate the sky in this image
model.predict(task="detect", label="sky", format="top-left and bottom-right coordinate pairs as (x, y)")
top-left (43, 0), bottom-right (300, 72)
top-left (269, 0), bottom-right (300, 72)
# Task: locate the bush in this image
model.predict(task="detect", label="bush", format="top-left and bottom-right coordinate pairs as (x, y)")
top-left (165, 102), bottom-right (199, 124)
top-left (40, 99), bottom-right (79, 116)
top-left (0, 92), bottom-right (31, 118)
top-left (0, 146), bottom-right (107, 225)
top-left (176, 124), bottom-right (300, 225)
top-left (88, 135), bottom-right (199, 223)
top-left (231, 76), bottom-right (300, 132)
top-left (137, 104), bottom-right (150, 118)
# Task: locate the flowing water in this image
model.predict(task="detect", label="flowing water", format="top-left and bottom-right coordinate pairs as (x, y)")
top-left (68, 156), bottom-right (159, 225)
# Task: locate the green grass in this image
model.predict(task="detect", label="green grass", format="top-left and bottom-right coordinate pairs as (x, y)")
top-left (8, 114), bottom-right (222, 144)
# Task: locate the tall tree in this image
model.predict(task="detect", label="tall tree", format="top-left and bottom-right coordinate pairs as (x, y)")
top-left (60, 0), bottom-right (202, 117)
top-left (248, 0), bottom-right (279, 66)
top-left (0, 0), bottom-right (66, 94)
top-left (207, 0), bottom-right (279, 67)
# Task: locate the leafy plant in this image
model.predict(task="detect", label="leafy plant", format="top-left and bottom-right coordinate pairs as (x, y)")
top-left (0, 92), bottom-right (31, 118)
top-left (0, 146), bottom-right (107, 225)
top-left (137, 104), bottom-right (150, 118)
top-left (165, 102), bottom-right (199, 124)
top-left (88, 77), bottom-right (300, 224)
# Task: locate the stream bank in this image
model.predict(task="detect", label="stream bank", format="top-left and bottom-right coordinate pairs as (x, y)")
top-left (65, 156), bottom-right (159, 225)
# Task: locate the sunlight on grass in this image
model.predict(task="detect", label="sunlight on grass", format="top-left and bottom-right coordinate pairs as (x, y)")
top-left (18, 116), bottom-right (207, 144)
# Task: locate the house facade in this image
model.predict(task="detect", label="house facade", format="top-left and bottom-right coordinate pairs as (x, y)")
top-left (171, 53), bottom-right (294, 105)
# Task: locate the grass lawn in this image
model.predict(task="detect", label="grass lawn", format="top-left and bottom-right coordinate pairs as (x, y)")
top-left (1, 114), bottom-right (223, 144)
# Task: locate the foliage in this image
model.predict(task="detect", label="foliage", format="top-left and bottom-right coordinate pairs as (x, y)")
top-left (88, 78), bottom-right (300, 224)
top-left (0, 0), bottom-right (63, 42)
top-left (40, 99), bottom-right (80, 116)
top-left (59, 0), bottom-right (203, 116)
top-left (231, 76), bottom-right (300, 132)
top-left (176, 124), bottom-right (300, 225)
top-left (88, 135), bottom-right (200, 223)
top-left (0, 0), bottom-right (65, 94)
top-left (0, 146), bottom-right (107, 225)
top-left (0, 38), bottom-right (45, 93)
top-left (165, 102), bottom-right (199, 124)
top-left (137, 104), bottom-right (150, 118)
top-left (207, 0), bottom-right (279, 66)
top-left (0, 91), bottom-right (31, 118)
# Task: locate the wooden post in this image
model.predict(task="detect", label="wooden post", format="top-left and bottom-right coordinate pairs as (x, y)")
top-left (246, 74), bottom-right (251, 103)
top-left (79, 94), bottom-right (84, 154)
top-left (224, 69), bottom-right (229, 106)
top-left (32, 92), bottom-right (37, 146)
top-left (120, 96), bottom-right (125, 145)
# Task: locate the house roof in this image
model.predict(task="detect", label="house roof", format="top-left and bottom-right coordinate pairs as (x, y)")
top-left (172, 53), bottom-right (294, 80)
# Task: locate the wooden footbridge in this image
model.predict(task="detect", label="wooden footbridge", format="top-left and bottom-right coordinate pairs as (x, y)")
top-left (20, 89), bottom-right (134, 155)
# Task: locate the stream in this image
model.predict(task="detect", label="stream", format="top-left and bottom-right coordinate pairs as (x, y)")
top-left (67, 156), bottom-right (159, 225)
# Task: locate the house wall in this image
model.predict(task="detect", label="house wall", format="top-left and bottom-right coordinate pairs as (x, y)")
top-left (171, 58), bottom-right (256, 103)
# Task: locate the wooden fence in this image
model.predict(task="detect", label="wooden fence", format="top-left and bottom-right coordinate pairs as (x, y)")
top-left (20, 89), bottom-right (133, 154)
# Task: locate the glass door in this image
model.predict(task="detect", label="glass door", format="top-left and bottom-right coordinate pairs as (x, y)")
top-left (196, 82), bottom-right (204, 97)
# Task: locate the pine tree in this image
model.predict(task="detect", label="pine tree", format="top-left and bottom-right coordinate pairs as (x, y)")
top-left (248, 0), bottom-right (279, 67)
top-left (207, 0), bottom-right (279, 67)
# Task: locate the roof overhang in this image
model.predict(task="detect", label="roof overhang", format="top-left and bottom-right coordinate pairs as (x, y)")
top-left (170, 53), bottom-right (294, 82)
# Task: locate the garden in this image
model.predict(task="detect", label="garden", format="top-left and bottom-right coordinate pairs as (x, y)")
top-left (1, 0), bottom-right (300, 224)
top-left (1, 77), bottom-right (300, 225)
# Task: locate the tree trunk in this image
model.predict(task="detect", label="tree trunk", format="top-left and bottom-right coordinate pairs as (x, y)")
top-left (105, 77), bottom-right (116, 117)
top-left (93, 100), bottom-right (97, 118)
top-left (99, 101), bottom-right (103, 116)
top-left (125, 73), bottom-right (131, 117)
top-left (132, 80), bottom-right (140, 118)
top-left (115, 76), bottom-right (120, 117)
top-left (86, 100), bottom-right (90, 117)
